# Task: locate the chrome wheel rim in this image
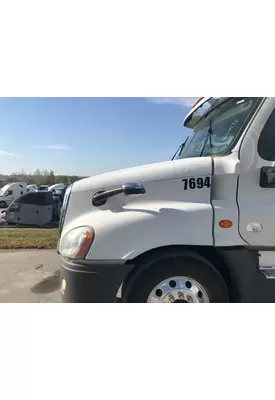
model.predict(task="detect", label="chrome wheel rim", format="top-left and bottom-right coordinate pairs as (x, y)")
top-left (147, 276), bottom-right (209, 303)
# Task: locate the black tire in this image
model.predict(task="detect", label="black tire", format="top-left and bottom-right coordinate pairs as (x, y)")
top-left (123, 249), bottom-right (229, 303)
top-left (0, 201), bottom-right (7, 208)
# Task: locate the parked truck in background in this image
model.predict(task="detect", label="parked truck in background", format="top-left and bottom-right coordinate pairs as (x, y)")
top-left (58, 97), bottom-right (275, 303)
top-left (0, 182), bottom-right (27, 208)
top-left (49, 183), bottom-right (66, 192)
top-left (36, 185), bottom-right (49, 192)
top-left (27, 184), bottom-right (38, 193)
top-left (4, 185), bottom-right (69, 226)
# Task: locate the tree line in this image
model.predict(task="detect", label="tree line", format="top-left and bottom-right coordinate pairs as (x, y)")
top-left (7, 169), bottom-right (85, 186)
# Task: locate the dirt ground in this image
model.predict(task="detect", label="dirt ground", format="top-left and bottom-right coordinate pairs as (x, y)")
top-left (0, 249), bottom-right (61, 302)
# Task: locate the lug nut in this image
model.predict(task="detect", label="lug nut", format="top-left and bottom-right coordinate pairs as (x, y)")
top-left (169, 295), bottom-right (175, 303)
top-left (178, 292), bottom-right (184, 300)
top-left (187, 295), bottom-right (194, 303)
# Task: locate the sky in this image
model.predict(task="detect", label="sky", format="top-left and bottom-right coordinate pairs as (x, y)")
top-left (0, 97), bottom-right (198, 176)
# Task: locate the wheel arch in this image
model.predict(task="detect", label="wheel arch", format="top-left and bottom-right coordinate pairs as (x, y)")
top-left (122, 245), bottom-right (237, 301)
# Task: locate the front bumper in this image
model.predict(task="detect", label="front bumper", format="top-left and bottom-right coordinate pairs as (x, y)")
top-left (60, 256), bottom-right (134, 303)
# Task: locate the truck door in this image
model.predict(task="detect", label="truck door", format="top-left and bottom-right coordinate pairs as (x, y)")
top-left (20, 193), bottom-right (39, 225)
top-left (7, 203), bottom-right (22, 224)
top-left (7, 190), bottom-right (13, 202)
top-left (237, 99), bottom-right (275, 249)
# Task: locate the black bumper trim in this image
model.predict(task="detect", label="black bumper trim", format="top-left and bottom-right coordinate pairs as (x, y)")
top-left (60, 257), bottom-right (134, 303)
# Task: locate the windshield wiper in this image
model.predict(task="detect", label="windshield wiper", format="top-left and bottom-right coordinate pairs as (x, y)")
top-left (172, 136), bottom-right (189, 160)
top-left (209, 119), bottom-right (213, 147)
top-left (199, 119), bottom-right (213, 157)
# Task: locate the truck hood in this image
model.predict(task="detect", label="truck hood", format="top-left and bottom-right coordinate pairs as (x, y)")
top-left (72, 157), bottom-right (212, 193)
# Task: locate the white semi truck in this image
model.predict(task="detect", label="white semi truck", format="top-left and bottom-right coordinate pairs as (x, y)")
top-left (59, 97), bottom-right (275, 303)
top-left (0, 182), bottom-right (27, 208)
top-left (27, 184), bottom-right (38, 193)
top-left (49, 183), bottom-right (66, 192)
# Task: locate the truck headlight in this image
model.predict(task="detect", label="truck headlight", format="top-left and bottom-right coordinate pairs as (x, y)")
top-left (59, 226), bottom-right (95, 259)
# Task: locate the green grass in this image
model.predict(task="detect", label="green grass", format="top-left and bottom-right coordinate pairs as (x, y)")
top-left (0, 228), bottom-right (58, 249)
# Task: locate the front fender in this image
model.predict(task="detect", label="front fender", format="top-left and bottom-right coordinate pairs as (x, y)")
top-left (73, 201), bottom-right (214, 261)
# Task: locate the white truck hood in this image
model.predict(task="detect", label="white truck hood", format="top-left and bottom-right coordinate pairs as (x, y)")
top-left (72, 157), bottom-right (212, 193)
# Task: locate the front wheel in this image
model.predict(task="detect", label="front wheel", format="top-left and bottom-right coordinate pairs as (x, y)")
top-left (0, 201), bottom-right (7, 208)
top-left (123, 250), bottom-right (229, 303)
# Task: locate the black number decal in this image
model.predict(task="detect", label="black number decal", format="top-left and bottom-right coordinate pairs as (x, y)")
top-left (197, 177), bottom-right (204, 189)
top-left (204, 177), bottom-right (211, 188)
top-left (182, 176), bottom-right (211, 190)
top-left (182, 179), bottom-right (188, 190)
top-left (189, 178), bottom-right (196, 189)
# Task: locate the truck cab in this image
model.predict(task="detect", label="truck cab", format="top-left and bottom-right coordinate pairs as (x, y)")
top-left (48, 183), bottom-right (66, 192)
top-left (27, 184), bottom-right (38, 193)
top-left (36, 185), bottom-right (49, 192)
top-left (59, 97), bottom-right (275, 303)
top-left (4, 191), bottom-right (54, 226)
top-left (0, 182), bottom-right (27, 208)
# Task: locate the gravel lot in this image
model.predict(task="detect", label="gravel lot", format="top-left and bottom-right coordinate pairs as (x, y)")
top-left (0, 249), bottom-right (61, 302)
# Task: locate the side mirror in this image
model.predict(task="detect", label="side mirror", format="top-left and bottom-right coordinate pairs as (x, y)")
top-left (122, 182), bottom-right (146, 196)
top-left (93, 181), bottom-right (146, 207)
top-left (259, 166), bottom-right (275, 188)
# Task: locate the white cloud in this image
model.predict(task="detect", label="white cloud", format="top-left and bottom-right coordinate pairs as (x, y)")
top-left (0, 149), bottom-right (17, 156)
top-left (35, 144), bottom-right (71, 151)
top-left (45, 144), bottom-right (70, 150)
top-left (146, 97), bottom-right (199, 107)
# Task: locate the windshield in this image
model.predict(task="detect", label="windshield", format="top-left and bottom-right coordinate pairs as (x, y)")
top-left (54, 189), bottom-right (64, 196)
top-left (178, 97), bottom-right (260, 159)
top-left (0, 185), bottom-right (9, 196)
